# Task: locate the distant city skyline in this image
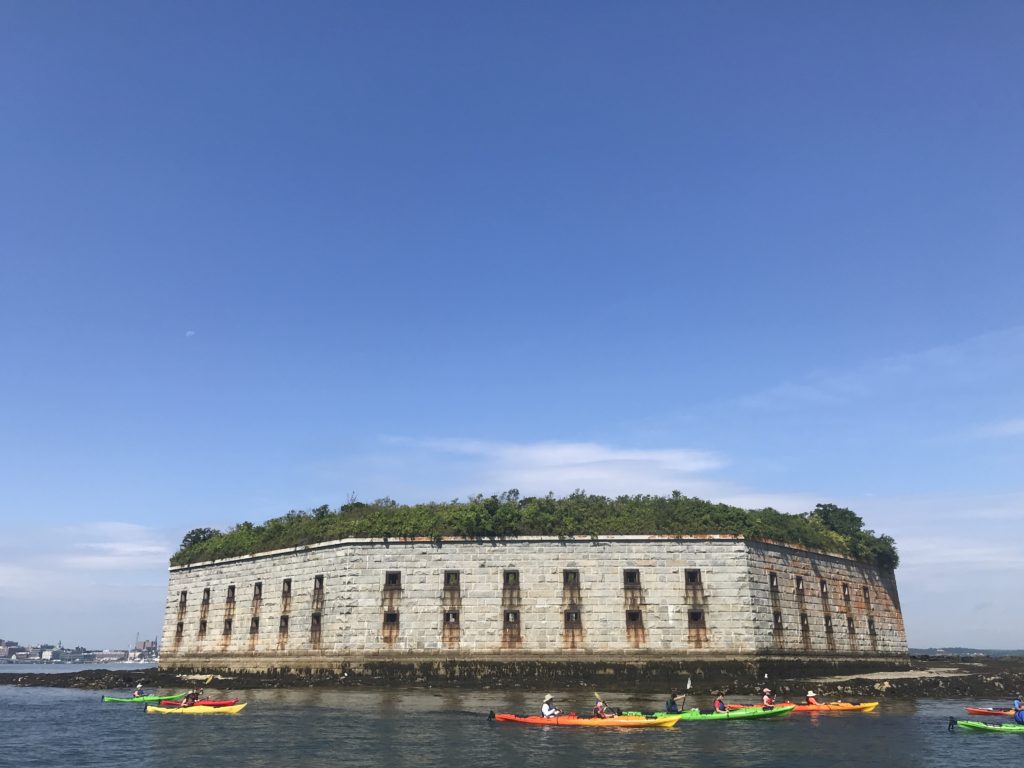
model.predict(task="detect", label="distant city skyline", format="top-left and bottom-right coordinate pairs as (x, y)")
top-left (2, 1), bottom-right (1023, 648)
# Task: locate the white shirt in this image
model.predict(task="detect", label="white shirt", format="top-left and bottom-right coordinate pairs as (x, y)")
top-left (541, 702), bottom-right (559, 717)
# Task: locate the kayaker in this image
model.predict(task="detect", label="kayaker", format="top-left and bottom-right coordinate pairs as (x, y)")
top-left (664, 689), bottom-right (686, 713)
top-left (1014, 694), bottom-right (1024, 725)
top-left (541, 694), bottom-right (562, 718)
top-left (592, 697), bottom-right (612, 718)
top-left (181, 687), bottom-right (203, 707)
top-left (132, 684), bottom-right (146, 698)
top-left (805, 690), bottom-right (819, 706)
top-left (761, 688), bottom-right (775, 707)
top-left (713, 691), bottom-right (727, 712)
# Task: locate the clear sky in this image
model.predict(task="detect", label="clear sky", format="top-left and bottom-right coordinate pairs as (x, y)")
top-left (2, 1), bottom-right (1022, 650)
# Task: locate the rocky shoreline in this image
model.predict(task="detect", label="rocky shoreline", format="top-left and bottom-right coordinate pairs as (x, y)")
top-left (2, 656), bottom-right (1022, 700)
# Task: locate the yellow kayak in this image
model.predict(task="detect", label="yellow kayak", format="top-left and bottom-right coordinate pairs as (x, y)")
top-left (727, 701), bottom-right (878, 713)
top-left (146, 703), bottom-right (247, 715)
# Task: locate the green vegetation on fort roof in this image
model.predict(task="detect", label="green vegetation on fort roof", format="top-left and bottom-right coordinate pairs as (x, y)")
top-left (172, 492), bottom-right (899, 571)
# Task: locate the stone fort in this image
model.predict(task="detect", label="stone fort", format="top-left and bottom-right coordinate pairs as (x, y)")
top-left (159, 533), bottom-right (907, 672)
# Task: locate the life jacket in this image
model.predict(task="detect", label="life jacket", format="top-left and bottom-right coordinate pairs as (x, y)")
top-left (1015, 710), bottom-right (1024, 725)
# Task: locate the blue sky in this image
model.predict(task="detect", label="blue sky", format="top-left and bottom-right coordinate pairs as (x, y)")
top-left (1, 1), bottom-right (1022, 650)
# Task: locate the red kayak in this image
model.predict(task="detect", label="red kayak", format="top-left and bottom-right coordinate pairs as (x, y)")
top-left (964, 707), bottom-right (1014, 717)
top-left (158, 698), bottom-right (240, 708)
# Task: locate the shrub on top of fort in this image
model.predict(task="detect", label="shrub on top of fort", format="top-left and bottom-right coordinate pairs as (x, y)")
top-left (171, 493), bottom-right (900, 571)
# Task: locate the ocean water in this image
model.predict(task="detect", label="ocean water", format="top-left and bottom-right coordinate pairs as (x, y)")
top-left (0, 686), bottom-right (1018, 768)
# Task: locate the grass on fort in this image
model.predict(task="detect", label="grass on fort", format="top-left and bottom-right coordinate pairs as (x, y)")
top-left (171, 492), bottom-right (899, 571)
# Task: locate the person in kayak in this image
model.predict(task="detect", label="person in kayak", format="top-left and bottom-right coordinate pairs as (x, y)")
top-left (761, 688), bottom-right (775, 707)
top-left (664, 689), bottom-right (686, 713)
top-left (592, 697), bottom-right (613, 718)
top-left (805, 690), bottom-right (819, 706)
top-left (1014, 693), bottom-right (1024, 725)
top-left (132, 684), bottom-right (146, 698)
top-left (541, 694), bottom-right (562, 718)
top-left (713, 691), bottom-right (728, 712)
top-left (181, 687), bottom-right (203, 708)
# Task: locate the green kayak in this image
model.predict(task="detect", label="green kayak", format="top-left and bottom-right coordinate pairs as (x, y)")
top-left (102, 692), bottom-right (188, 703)
top-left (677, 705), bottom-right (796, 721)
top-left (954, 719), bottom-right (1024, 733)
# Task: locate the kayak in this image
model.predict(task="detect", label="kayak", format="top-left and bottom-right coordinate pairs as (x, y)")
top-left (953, 719), bottom-right (1024, 733)
top-left (727, 701), bottom-right (879, 713)
top-left (964, 707), bottom-right (1014, 717)
top-left (677, 705), bottom-right (795, 721)
top-left (490, 712), bottom-right (681, 728)
top-left (146, 703), bottom-right (247, 715)
top-left (157, 698), bottom-right (239, 708)
top-left (102, 692), bottom-right (188, 703)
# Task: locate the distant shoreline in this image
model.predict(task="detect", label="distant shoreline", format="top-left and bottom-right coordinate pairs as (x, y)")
top-left (2, 656), bottom-right (1022, 699)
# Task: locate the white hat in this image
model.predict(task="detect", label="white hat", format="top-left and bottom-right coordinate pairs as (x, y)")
top-left (806, 691), bottom-right (817, 697)
top-left (763, 688), bottom-right (772, 693)
top-left (136, 684), bottom-right (143, 689)
top-left (543, 694), bottom-right (554, 702)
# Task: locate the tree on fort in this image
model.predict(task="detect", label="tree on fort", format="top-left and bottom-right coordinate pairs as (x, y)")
top-left (179, 527), bottom-right (220, 550)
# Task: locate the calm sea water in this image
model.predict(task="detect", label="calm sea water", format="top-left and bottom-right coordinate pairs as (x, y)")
top-left (0, 686), bottom-right (1018, 768)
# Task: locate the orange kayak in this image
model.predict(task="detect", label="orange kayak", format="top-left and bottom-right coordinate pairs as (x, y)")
top-left (490, 712), bottom-right (681, 728)
top-left (964, 707), bottom-right (1014, 717)
top-left (727, 701), bottom-right (878, 713)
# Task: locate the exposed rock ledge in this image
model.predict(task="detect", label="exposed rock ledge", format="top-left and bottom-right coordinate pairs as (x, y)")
top-left (2, 657), bottom-right (1022, 699)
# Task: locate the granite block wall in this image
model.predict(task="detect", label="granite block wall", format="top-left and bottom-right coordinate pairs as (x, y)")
top-left (159, 535), bottom-right (906, 671)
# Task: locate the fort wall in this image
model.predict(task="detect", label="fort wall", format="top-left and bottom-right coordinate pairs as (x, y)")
top-left (159, 535), bottom-right (907, 672)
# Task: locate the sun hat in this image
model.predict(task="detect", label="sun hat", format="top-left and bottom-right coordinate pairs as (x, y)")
top-left (136, 684), bottom-right (143, 689)
top-left (544, 694), bottom-right (554, 702)
top-left (763, 688), bottom-right (772, 693)
top-left (807, 690), bottom-right (817, 697)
